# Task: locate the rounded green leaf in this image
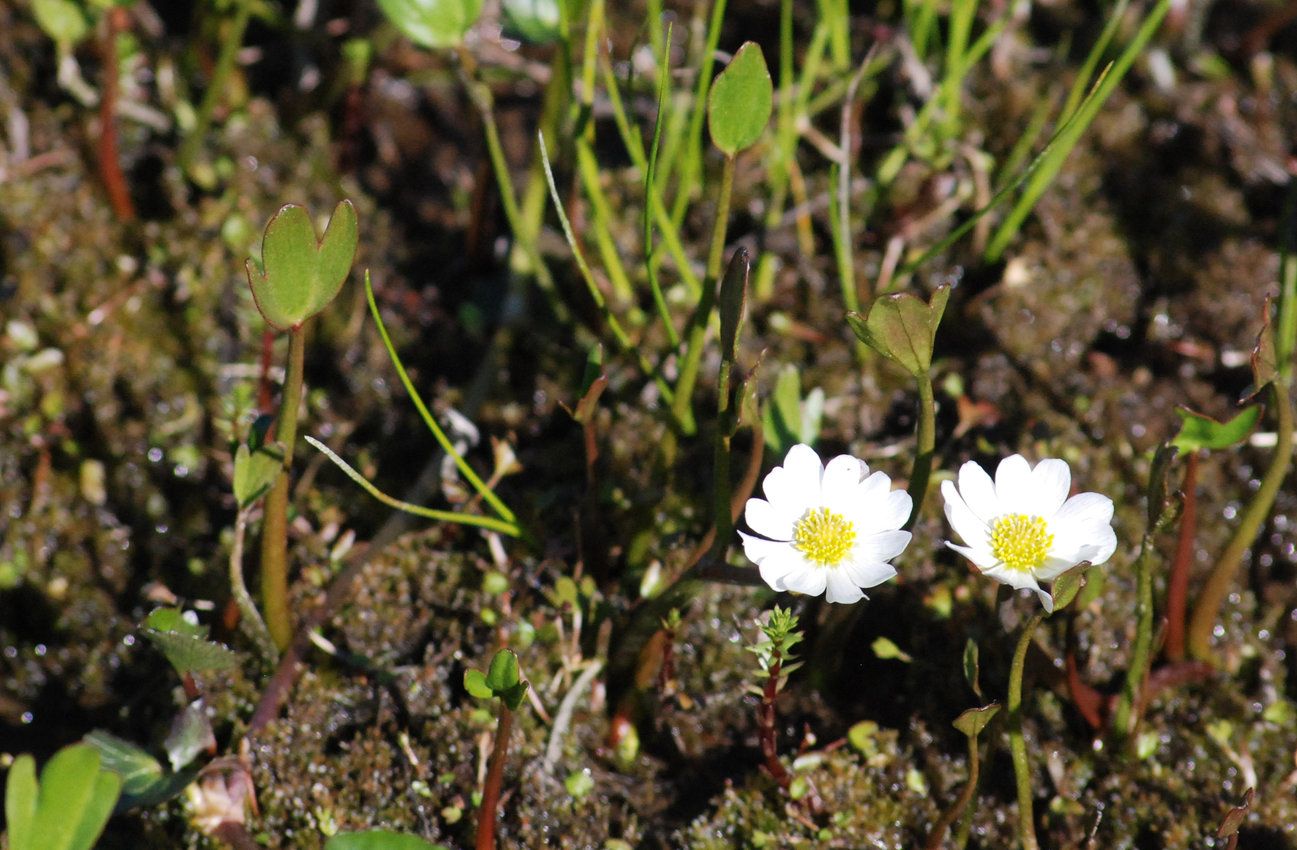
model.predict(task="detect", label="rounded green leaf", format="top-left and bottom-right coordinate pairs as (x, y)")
top-left (246, 200), bottom-right (358, 331)
top-left (846, 286), bottom-right (951, 377)
top-left (708, 42), bottom-right (773, 156)
top-left (376, 0), bottom-right (485, 49)
top-left (464, 668), bottom-right (493, 700)
top-left (1171, 405), bottom-right (1261, 453)
top-left (325, 830), bottom-right (449, 850)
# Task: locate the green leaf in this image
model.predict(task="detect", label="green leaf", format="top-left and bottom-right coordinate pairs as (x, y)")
top-left (871, 636), bottom-right (912, 662)
top-left (30, 0), bottom-right (91, 47)
top-left (163, 700), bottom-right (215, 772)
top-left (463, 668), bottom-right (493, 700)
top-left (233, 441), bottom-right (285, 508)
top-left (1049, 561), bottom-right (1091, 613)
top-left (707, 42), bottom-right (773, 156)
top-left (952, 703), bottom-right (1001, 738)
top-left (1171, 405), bottom-right (1261, 453)
top-left (500, 0), bottom-right (560, 44)
top-left (4, 754), bottom-right (38, 850)
top-left (81, 731), bottom-right (162, 801)
top-left (846, 286), bottom-right (950, 377)
top-left (376, 0), bottom-right (485, 49)
top-left (325, 830), bottom-right (450, 850)
top-left (140, 610), bottom-right (243, 675)
top-left (962, 638), bottom-right (982, 699)
top-left (17, 744), bottom-right (122, 850)
top-left (485, 648), bottom-right (520, 692)
top-left (718, 247), bottom-right (750, 361)
top-left (246, 200), bottom-right (358, 331)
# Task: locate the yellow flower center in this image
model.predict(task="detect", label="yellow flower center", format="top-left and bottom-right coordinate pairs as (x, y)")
top-left (990, 513), bottom-right (1054, 573)
top-left (793, 507), bottom-right (857, 566)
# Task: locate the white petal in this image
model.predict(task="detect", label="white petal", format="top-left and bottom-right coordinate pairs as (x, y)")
top-left (946, 540), bottom-right (1002, 571)
top-left (822, 454), bottom-right (866, 507)
top-left (776, 562), bottom-right (828, 597)
top-left (846, 476), bottom-right (910, 534)
top-left (744, 496), bottom-right (798, 541)
top-left (942, 480), bottom-right (991, 553)
top-left (1050, 493), bottom-right (1117, 566)
top-left (1028, 459), bottom-right (1072, 518)
top-left (840, 556), bottom-right (898, 589)
top-left (994, 454), bottom-right (1037, 514)
top-left (756, 546), bottom-right (812, 591)
top-left (823, 570), bottom-right (866, 604)
top-left (956, 460), bottom-right (1001, 524)
top-left (855, 529), bottom-right (912, 564)
top-left (980, 562), bottom-right (1045, 596)
top-left (739, 531), bottom-right (792, 566)
top-left (1034, 586), bottom-right (1055, 614)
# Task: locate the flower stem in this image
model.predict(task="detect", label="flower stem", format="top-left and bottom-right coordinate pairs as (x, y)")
top-left (1008, 610), bottom-right (1045, 850)
top-left (1163, 450), bottom-right (1198, 662)
top-left (906, 371), bottom-right (937, 530)
top-left (476, 700), bottom-right (514, 850)
top-left (1187, 377), bottom-right (1294, 661)
top-left (1113, 520), bottom-right (1160, 742)
top-left (259, 325), bottom-right (306, 651)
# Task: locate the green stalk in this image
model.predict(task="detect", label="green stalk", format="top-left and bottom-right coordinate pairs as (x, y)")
top-left (458, 48), bottom-right (568, 323)
top-left (1007, 610), bottom-right (1045, 850)
top-left (260, 325), bottom-right (306, 651)
top-left (177, 0), bottom-right (252, 175)
top-left (1112, 526), bottom-right (1157, 741)
top-left (1187, 378), bottom-right (1294, 661)
top-left (670, 155), bottom-right (735, 434)
top-left (906, 373), bottom-right (936, 530)
top-left (667, 0), bottom-right (729, 227)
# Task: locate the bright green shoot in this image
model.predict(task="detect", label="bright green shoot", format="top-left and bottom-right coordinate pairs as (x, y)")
top-left (306, 271), bottom-right (526, 541)
top-left (4, 744), bottom-right (122, 850)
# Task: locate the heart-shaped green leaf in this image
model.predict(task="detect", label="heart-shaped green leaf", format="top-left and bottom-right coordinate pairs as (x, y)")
top-left (326, 830), bottom-right (450, 850)
top-left (246, 200), bottom-right (358, 331)
top-left (464, 649), bottom-right (530, 709)
top-left (952, 703), bottom-right (1001, 738)
top-left (5, 745), bottom-right (122, 850)
top-left (708, 42), bottom-right (773, 156)
top-left (1171, 405), bottom-right (1261, 453)
top-left (376, 0), bottom-right (485, 49)
top-left (233, 441), bottom-right (285, 508)
top-left (847, 285), bottom-right (950, 377)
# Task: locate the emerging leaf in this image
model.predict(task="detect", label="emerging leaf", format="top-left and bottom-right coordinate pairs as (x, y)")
top-left (232, 441), bottom-right (284, 508)
top-left (718, 247), bottom-right (750, 362)
top-left (325, 830), bottom-right (450, 850)
top-left (952, 703), bottom-right (1001, 738)
top-left (1171, 406), bottom-right (1261, 453)
top-left (376, 0), bottom-right (485, 49)
top-left (140, 609), bottom-right (243, 676)
top-left (708, 43), bottom-right (773, 156)
top-left (246, 200), bottom-right (358, 331)
top-left (847, 286), bottom-right (950, 378)
top-left (1049, 561), bottom-right (1091, 613)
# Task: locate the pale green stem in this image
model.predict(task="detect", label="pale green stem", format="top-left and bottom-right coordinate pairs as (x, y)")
top-left (905, 373), bottom-right (936, 530)
top-left (177, 0), bottom-right (252, 174)
top-left (1187, 378), bottom-right (1294, 661)
top-left (231, 504), bottom-right (279, 665)
top-left (1008, 610), bottom-right (1045, 850)
top-left (670, 154), bottom-right (736, 434)
top-left (1112, 528), bottom-right (1157, 742)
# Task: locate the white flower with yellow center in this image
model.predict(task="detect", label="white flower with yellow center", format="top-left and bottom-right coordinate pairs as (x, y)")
top-left (942, 454), bottom-right (1117, 613)
top-left (739, 444), bottom-right (912, 604)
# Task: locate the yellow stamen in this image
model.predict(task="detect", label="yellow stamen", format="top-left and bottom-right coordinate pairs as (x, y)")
top-left (793, 507), bottom-right (856, 566)
top-left (990, 514), bottom-right (1054, 573)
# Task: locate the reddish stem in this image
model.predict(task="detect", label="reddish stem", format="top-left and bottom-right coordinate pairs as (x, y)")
top-left (759, 657), bottom-right (791, 788)
top-left (1164, 451), bottom-right (1198, 661)
top-left (98, 7), bottom-right (135, 222)
top-left (476, 701), bottom-right (514, 850)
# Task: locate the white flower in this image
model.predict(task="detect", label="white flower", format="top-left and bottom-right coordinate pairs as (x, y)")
top-left (739, 444), bottom-right (912, 604)
top-left (941, 454), bottom-right (1117, 613)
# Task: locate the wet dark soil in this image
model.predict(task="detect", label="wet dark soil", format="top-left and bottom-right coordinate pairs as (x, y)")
top-left (3, 1), bottom-right (1297, 848)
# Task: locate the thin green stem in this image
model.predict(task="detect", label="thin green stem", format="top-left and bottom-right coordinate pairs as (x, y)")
top-left (458, 48), bottom-right (568, 324)
top-left (1112, 528), bottom-right (1157, 741)
top-left (906, 373), bottom-right (936, 530)
top-left (231, 505), bottom-right (279, 666)
top-left (1008, 610), bottom-right (1045, 850)
top-left (710, 358), bottom-right (734, 558)
top-left (667, 0), bottom-right (729, 227)
top-left (304, 437), bottom-right (524, 538)
top-left (1187, 378), bottom-right (1294, 661)
top-left (364, 273), bottom-right (522, 528)
top-left (259, 326), bottom-right (306, 651)
top-left (670, 154), bottom-right (736, 433)
top-left (177, 0), bottom-right (252, 174)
